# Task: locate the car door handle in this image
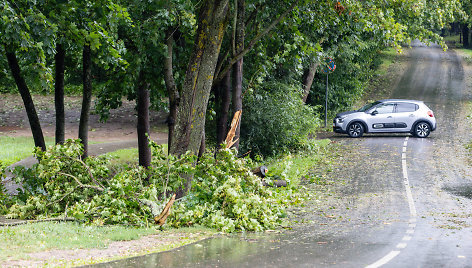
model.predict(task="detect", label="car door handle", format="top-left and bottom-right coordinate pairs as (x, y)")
top-left (409, 114), bottom-right (415, 117)
top-left (387, 116), bottom-right (393, 118)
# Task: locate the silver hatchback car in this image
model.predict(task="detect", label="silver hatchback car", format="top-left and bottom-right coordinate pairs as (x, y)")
top-left (333, 99), bottom-right (436, 138)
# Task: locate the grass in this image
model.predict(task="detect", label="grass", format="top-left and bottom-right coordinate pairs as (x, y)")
top-left (375, 47), bottom-right (399, 76)
top-left (266, 139), bottom-right (333, 185)
top-left (0, 221), bottom-right (214, 265)
top-left (455, 48), bottom-right (472, 65)
top-left (0, 136), bottom-right (54, 168)
top-left (104, 144), bottom-right (169, 165)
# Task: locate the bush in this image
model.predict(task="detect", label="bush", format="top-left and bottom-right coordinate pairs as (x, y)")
top-left (240, 82), bottom-right (320, 157)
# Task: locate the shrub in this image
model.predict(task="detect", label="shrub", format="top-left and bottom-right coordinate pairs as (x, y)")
top-left (240, 82), bottom-right (320, 157)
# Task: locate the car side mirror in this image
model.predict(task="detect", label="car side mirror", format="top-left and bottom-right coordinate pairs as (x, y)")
top-left (371, 110), bottom-right (378, 116)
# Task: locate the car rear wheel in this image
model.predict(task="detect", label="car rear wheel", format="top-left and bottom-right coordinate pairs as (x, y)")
top-left (413, 122), bottom-right (431, 138)
top-left (348, 122), bottom-right (364, 138)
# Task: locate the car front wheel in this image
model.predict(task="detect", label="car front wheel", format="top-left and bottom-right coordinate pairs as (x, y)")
top-left (414, 122), bottom-right (431, 138)
top-left (348, 122), bottom-right (364, 138)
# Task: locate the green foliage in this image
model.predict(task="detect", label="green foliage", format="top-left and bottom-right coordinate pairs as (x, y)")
top-left (6, 140), bottom-right (193, 225)
top-left (240, 82), bottom-right (320, 157)
top-left (170, 148), bottom-right (284, 232)
top-left (4, 140), bottom-right (292, 232)
top-left (0, 167), bottom-right (12, 214)
top-left (308, 42), bottom-right (384, 116)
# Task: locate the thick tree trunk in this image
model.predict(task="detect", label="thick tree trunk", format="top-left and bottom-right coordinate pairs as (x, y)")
top-left (462, 24), bottom-right (469, 48)
top-left (169, 0), bottom-right (229, 198)
top-left (170, 0), bottom-right (229, 158)
top-left (79, 45), bottom-right (92, 159)
top-left (5, 50), bottom-right (46, 151)
top-left (55, 43), bottom-right (66, 144)
top-left (163, 29), bottom-right (180, 150)
top-left (216, 71), bottom-right (231, 146)
top-left (231, 0), bottom-right (245, 150)
top-left (137, 69), bottom-right (151, 168)
top-left (302, 62), bottom-right (319, 103)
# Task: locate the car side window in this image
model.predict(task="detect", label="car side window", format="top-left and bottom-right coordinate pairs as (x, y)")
top-left (396, 103), bottom-right (418, 113)
top-left (373, 103), bottom-right (395, 114)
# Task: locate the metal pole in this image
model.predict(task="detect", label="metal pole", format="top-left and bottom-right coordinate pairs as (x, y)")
top-left (325, 73), bottom-right (328, 128)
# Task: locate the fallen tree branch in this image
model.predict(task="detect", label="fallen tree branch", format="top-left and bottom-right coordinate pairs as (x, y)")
top-left (57, 172), bottom-right (104, 192)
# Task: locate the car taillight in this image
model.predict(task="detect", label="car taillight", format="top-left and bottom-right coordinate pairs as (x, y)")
top-left (427, 111), bottom-right (434, 117)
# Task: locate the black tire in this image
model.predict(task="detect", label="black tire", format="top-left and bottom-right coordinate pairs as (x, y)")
top-left (413, 122), bottom-right (431, 138)
top-left (348, 122), bottom-right (364, 138)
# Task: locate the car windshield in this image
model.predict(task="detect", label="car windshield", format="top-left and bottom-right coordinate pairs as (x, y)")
top-left (357, 101), bottom-right (381, 112)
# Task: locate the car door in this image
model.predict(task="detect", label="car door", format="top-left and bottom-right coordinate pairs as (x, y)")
top-left (394, 102), bottom-right (418, 130)
top-left (366, 103), bottom-right (396, 132)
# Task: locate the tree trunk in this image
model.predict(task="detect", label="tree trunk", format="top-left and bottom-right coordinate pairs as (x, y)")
top-left (163, 28), bottom-right (179, 150)
top-left (169, 0), bottom-right (229, 198)
top-left (231, 0), bottom-right (245, 151)
top-left (170, 0), bottom-right (229, 158)
top-left (198, 131), bottom-right (206, 159)
top-left (216, 71), bottom-right (231, 146)
top-left (79, 45), bottom-right (92, 159)
top-left (55, 43), bottom-right (66, 144)
top-left (462, 24), bottom-right (469, 48)
top-left (302, 62), bottom-right (319, 103)
top-left (137, 69), bottom-right (151, 168)
top-left (5, 49), bottom-right (46, 151)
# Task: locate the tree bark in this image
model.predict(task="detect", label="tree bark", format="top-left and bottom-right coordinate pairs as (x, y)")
top-left (55, 43), bottom-right (66, 144)
top-left (169, 0), bottom-right (229, 198)
top-left (5, 49), bottom-right (46, 151)
top-left (137, 68), bottom-right (151, 168)
top-left (216, 71), bottom-right (231, 146)
top-left (462, 23), bottom-right (469, 48)
top-left (163, 28), bottom-right (179, 150)
top-left (170, 0), bottom-right (229, 158)
top-left (231, 0), bottom-right (245, 151)
top-left (302, 62), bottom-right (319, 103)
top-left (79, 45), bottom-right (92, 159)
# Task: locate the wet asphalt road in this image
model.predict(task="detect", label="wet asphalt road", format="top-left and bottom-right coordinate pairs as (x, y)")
top-left (92, 43), bottom-right (472, 267)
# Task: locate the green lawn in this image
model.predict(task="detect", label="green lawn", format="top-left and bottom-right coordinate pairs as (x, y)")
top-left (0, 136), bottom-right (54, 168)
top-left (0, 221), bottom-right (214, 266)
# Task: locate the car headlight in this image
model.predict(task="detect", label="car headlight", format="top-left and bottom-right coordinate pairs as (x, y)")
top-left (336, 116), bottom-right (346, 123)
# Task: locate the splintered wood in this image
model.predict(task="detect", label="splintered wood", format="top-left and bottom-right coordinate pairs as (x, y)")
top-left (225, 110), bottom-right (242, 149)
top-left (155, 193), bottom-right (176, 226)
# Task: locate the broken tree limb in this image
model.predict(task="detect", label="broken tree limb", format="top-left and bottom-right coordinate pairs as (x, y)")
top-left (225, 110), bottom-right (242, 149)
top-left (155, 193), bottom-right (176, 226)
top-left (138, 193), bottom-right (177, 227)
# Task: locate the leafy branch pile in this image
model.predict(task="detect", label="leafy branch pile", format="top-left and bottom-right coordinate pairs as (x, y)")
top-left (3, 140), bottom-right (295, 232)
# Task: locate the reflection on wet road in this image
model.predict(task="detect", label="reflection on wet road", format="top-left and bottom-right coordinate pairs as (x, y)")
top-left (90, 43), bottom-right (472, 267)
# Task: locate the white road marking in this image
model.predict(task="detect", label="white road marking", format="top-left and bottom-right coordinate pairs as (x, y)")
top-left (365, 251), bottom-right (401, 268)
top-left (396, 243), bottom-right (408, 249)
top-left (366, 137), bottom-right (417, 268)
